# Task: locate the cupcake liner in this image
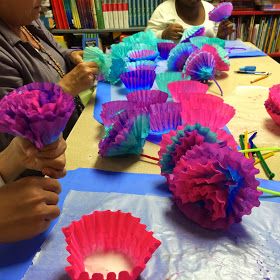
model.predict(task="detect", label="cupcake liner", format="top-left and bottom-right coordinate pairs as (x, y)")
top-left (100, 101), bottom-right (136, 126)
top-left (183, 50), bottom-right (216, 82)
top-left (157, 42), bottom-right (177, 59)
top-left (0, 82), bottom-right (75, 149)
top-left (126, 60), bottom-right (157, 72)
top-left (190, 36), bottom-right (226, 49)
top-left (149, 102), bottom-right (182, 132)
top-left (170, 142), bottom-right (260, 230)
top-left (180, 26), bottom-right (205, 43)
top-left (99, 110), bottom-right (150, 157)
top-left (168, 80), bottom-right (208, 102)
top-left (122, 30), bottom-right (158, 53)
top-left (155, 72), bottom-right (185, 95)
top-left (120, 70), bottom-right (156, 92)
top-left (63, 210), bottom-right (161, 280)
top-left (201, 44), bottom-right (230, 72)
top-left (126, 90), bottom-right (168, 107)
top-left (127, 49), bottom-right (159, 62)
top-left (180, 93), bottom-right (235, 131)
top-left (209, 2), bottom-right (233, 22)
top-left (167, 43), bottom-right (198, 71)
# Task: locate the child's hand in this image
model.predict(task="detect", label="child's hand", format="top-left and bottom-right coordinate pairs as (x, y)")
top-left (217, 20), bottom-right (234, 39)
top-left (162, 23), bottom-right (184, 40)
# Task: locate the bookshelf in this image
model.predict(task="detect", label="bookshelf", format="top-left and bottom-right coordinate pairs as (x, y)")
top-left (229, 10), bottom-right (280, 58)
top-left (51, 27), bottom-right (145, 34)
top-left (42, 1), bottom-right (280, 59)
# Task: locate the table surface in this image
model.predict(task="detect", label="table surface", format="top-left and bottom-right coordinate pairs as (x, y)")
top-left (66, 53), bottom-right (280, 181)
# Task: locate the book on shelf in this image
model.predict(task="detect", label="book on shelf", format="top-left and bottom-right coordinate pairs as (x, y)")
top-left (230, 13), bottom-right (280, 54)
top-left (48, 0), bottom-right (163, 30)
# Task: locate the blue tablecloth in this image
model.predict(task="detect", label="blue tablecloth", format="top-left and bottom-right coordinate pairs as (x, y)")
top-left (0, 168), bottom-right (279, 280)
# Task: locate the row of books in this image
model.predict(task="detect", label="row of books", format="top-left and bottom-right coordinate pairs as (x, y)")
top-left (255, 0), bottom-right (280, 11)
top-left (228, 15), bottom-right (280, 54)
top-left (48, 0), bottom-right (162, 30)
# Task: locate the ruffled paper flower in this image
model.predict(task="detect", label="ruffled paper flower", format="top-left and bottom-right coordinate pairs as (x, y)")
top-left (126, 60), bottom-right (157, 71)
top-left (128, 49), bottom-right (159, 62)
top-left (201, 44), bottom-right (230, 72)
top-left (158, 123), bottom-right (238, 180)
top-left (99, 109), bottom-right (150, 157)
top-left (183, 50), bottom-right (216, 81)
top-left (265, 84), bottom-right (280, 126)
top-left (168, 80), bottom-right (209, 103)
top-left (120, 70), bottom-right (156, 92)
top-left (180, 26), bottom-right (205, 43)
top-left (63, 210), bottom-right (161, 280)
top-left (183, 50), bottom-right (225, 96)
top-left (190, 36), bottom-right (226, 49)
top-left (170, 142), bottom-right (261, 230)
top-left (167, 43), bottom-right (198, 71)
top-left (157, 41), bottom-right (177, 59)
top-left (179, 93), bottom-right (235, 131)
top-left (209, 2), bottom-right (233, 22)
top-left (0, 82), bottom-right (74, 149)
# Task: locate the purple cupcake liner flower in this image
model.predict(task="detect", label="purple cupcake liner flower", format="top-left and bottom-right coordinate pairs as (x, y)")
top-left (167, 43), bottom-right (198, 72)
top-left (170, 142), bottom-right (261, 230)
top-left (120, 69), bottom-right (156, 92)
top-left (0, 82), bottom-right (74, 149)
top-left (99, 109), bottom-right (150, 157)
top-left (209, 2), bottom-right (233, 22)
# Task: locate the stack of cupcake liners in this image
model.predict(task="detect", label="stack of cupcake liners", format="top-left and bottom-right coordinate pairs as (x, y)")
top-left (157, 40), bottom-right (177, 59)
top-left (126, 60), bottom-right (157, 72)
top-left (127, 49), bottom-right (159, 62)
top-left (63, 210), bottom-right (161, 280)
top-left (168, 80), bottom-right (209, 102)
top-left (120, 69), bottom-right (156, 92)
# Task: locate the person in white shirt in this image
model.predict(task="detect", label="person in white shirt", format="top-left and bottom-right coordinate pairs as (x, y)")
top-left (147, 0), bottom-right (234, 41)
top-left (0, 136), bottom-right (66, 242)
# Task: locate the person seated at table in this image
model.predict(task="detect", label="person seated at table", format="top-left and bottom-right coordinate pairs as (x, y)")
top-left (0, 0), bottom-right (99, 152)
top-left (146, 0), bottom-right (234, 41)
top-left (0, 136), bottom-right (66, 242)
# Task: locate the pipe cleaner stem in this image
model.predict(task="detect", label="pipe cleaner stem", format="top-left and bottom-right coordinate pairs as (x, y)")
top-left (213, 77), bottom-right (223, 96)
top-left (250, 142), bottom-right (275, 180)
top-left (140, 154), bottom-right (159, 162)
top-left (257, 187), bottom-right (280, 196)
top-left (239, 134), bottom-right (245, 150)
top-left (254, 152), bottom-right (274, 165)
top-left (244, 131), bottom-right (249, 158)
top-left (239, 147), bottom-right (280, 153)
